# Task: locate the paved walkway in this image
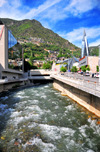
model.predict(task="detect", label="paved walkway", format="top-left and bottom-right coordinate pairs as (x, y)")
top-left (51, 74), bottom-right (100, 98)
top-left (64, 72), bottom-right (99, 83)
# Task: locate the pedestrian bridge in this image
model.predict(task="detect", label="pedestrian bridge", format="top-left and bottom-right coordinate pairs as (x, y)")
top-left (30, 69), bottom-right (52, 76)
top-left (29, 76), bottom-right (51, 80)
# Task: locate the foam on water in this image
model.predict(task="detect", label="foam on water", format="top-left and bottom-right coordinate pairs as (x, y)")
top-left (14, 100), bottom-right (27, 107)
top-left (0, 84), bottom-right (100, 152)
top-left (79, 125), bottom-right (88, 137)
top-left (41, 95), bottom-right (47, 99)
top-left (87, 150), bottom-right (95, 152)
top-left (12, 116), bottom-right (25, 126)
top-left (65, 104), bottom-right (75, 112)
top-left (88, 118), bottom-right (100, 134)
top-left (22, 136), bottom-right (56, 152)
top-left (44, 85), bottom-right (49, 88)
top-left (39, 124), bottom-right (75, 141)
top-left (10, 111), bottom-right (22, 118)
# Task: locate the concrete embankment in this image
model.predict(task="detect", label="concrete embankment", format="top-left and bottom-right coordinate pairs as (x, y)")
top-left (0, 76), bottom-right (53, 94)
top-left (0, 79), bottom-right (30, 94)
top-left (52, 75), bottom-right (100, 117)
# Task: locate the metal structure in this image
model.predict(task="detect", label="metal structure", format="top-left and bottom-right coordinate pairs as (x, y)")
top-left (63, 56), bottom-right (79, 70)
top-left (81, 30), bottom-right (89, 58)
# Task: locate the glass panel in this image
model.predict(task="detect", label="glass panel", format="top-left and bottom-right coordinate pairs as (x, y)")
top-left (8, 30), bottom-right (22, 71)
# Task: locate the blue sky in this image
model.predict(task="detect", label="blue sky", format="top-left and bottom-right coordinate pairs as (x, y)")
top-left (0, 0), bottom-right (100, 47)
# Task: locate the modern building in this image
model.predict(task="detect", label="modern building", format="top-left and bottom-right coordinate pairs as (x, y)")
top-left (81, 30), bottom-right (89, 58)
top-left (62, 56), bottom-right (79, 70)
top-left (79, 56), bottom-right (99, 73)
top-left (0, 20), bottom-right (23, 80)
top-left (79, 30), bottom-right (99, 73)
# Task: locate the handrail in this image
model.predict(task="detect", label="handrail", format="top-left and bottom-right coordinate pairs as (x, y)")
top-left (51, 73), bottom-right (100, 98)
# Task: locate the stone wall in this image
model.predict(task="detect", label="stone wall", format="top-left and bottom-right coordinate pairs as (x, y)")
top-left (53, 79), bottom-right (100, 117)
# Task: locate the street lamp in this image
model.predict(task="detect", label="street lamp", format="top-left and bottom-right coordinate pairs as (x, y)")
top-left (98, 45), bottom-right (100, 83)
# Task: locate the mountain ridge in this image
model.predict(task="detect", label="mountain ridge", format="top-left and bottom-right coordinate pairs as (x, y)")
top-left (0, 18), bottom-right (80, 51)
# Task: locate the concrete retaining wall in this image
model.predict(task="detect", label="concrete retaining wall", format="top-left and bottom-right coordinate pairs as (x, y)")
top-left (0, 80), bottom-right (30, 93)
top-left (53, 79), bottom-right (100, 117)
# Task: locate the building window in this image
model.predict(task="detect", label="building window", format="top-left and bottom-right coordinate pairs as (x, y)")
top-left (8, 30), bottom-right (22, 71)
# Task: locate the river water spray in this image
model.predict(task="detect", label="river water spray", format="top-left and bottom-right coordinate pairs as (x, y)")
top-left (0, 84), bottom-right (100, 152)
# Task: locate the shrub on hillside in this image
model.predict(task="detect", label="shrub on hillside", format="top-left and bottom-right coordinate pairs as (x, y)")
top-left (42, 62), bottom-right (51, 69)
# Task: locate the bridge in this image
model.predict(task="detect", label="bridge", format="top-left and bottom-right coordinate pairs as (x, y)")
top-left (0, 69), bottom-right (100, 116)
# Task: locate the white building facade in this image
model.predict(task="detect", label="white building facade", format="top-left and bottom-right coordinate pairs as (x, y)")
top-left (0, 20), bottom-right (23, 80)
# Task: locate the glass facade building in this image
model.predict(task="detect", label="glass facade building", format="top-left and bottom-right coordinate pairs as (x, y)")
top-left (81, 30), bottom-right (89, 58)
top-left (8, 30), bottom-right (22, 71)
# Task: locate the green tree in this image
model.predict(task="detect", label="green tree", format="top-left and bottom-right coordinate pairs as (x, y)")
top-left (86, 65), bottom-right (90, 71)
top-left (96, 65), bottom-right (99, 72)
top-left (42, 62), bottom-right (51, 69)
top-left (81, 65), bottom-right (86, 72)
top-left (71, 66), bottom-right (78, 72)
top-left (29, 56), bottom-right (33, 66)
top-left (60, 66), bottom-right (67, 72)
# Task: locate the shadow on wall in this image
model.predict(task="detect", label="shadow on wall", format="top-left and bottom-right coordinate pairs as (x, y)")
top-left (0, 64), bottom-right (4, 79)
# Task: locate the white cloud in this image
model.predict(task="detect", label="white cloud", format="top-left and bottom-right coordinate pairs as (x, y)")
top-left (67, 27), bottom-right (100, 41)
top-left (40, 7), bottom-right (68, 22)
top-left (58, 26), bottom-right (100, 47)
top-left (89, 39), bottom-right (100, 46)
top-left (36, 0), bottom-right (99, 23)
top-left (0, 0), bottom-right (100, 48)
top-left (0, 0), bottom-right (99, 22)
top-left (10, 0), bottom-right (22, 8)
top-left (0, 0), bottom-right (6, 7)
top-left (0, 0), bottom-right (25, 20)
top-left (39, 20), bottom-right (51, 29)
top-left (23, 0), bottom-right (62, 19)
top-left (65, 0), bottom-right (98, 16)
top-left (0, 0), bottom-right (63, 21)
top-left (58, 28), bottom-right (83, 43)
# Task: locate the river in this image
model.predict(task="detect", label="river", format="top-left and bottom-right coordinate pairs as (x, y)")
top-left (0, 83), bottom-right (100, 152)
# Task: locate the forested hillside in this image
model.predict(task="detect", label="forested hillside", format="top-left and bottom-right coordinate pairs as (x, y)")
top-left (89, 46), bottom-right (99, 56)
top-left (1, 18), bottom-right (80, 51)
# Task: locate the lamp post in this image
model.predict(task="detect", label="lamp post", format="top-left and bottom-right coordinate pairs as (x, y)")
top-left (98, 45), bottom-right (100, 84)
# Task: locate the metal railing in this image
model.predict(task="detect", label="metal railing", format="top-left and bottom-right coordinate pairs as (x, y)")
top-left (51, 72), bottom-right (100, 97)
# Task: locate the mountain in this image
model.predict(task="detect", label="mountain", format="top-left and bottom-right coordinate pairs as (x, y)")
top-left (0, 18), bottom-right (80, 51)
top-left (89, 46), bottom-right (99, 56)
